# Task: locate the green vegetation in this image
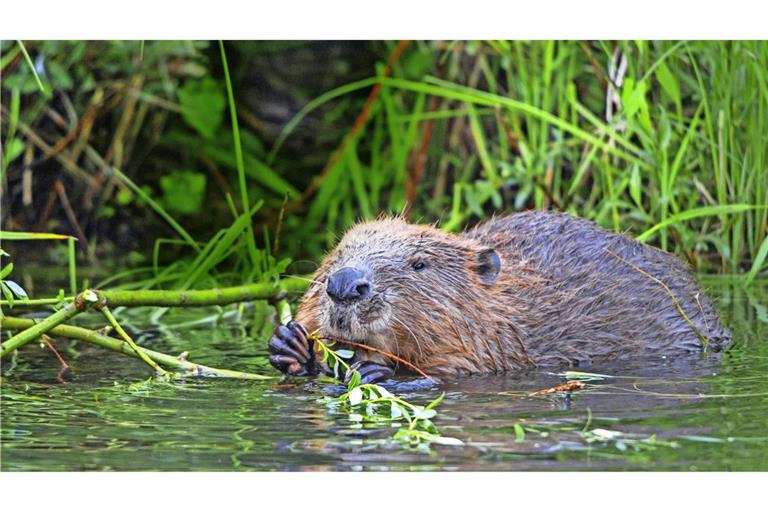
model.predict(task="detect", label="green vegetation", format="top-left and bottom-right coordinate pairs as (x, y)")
top-left (315, 337), bottom-right (461, 450)
top-left (1, 40), bottom-right (767, 463)
top-left (2, 41), bottom-right (766, 283)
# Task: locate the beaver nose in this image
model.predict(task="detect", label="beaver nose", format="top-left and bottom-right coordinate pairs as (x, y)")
top-left (327, 267), bottom-right (371, 303)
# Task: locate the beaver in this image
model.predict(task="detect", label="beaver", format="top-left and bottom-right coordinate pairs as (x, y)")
top-left (269, 210), bottom-right (731, 383)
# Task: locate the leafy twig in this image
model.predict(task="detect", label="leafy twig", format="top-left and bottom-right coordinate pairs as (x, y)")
top-left (313, 334), bottom-right (460, 450)
top-left (1, 316), bottom-right (272, 380)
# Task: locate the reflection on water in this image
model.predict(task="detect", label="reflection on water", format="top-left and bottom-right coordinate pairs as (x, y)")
top-left (1, 282), bottom-right (767, 470)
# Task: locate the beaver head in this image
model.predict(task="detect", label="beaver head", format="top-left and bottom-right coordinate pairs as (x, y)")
top-left (296, 217), bottom-right (503, 367)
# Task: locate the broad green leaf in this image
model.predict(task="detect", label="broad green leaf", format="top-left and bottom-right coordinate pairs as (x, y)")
top-left (159, 171), bottom-right (207, 215)
top-left (655, 61), bottom-right (682, 113)
top-left (348, 387), bottom-right (363, 406)
top-left (178, 77), bottom-right (225, 139)
top-left (4, 280), bottom-right (27, 298)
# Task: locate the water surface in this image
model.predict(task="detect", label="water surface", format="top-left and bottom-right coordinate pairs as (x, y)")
top-left (2, 281), bottom-right (766, 470)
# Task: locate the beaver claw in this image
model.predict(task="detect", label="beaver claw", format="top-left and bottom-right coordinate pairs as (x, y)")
top-left (345, 360), bottom-right (394, 385)
top-left (268, 321), bottom-right (318, 377)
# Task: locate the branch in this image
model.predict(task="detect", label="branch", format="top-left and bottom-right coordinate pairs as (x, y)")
top-left (0, 290), bottom-right (99, 356)
top-left (101, 305), bottom-right (166, 374)
top-left (0, 276), bottom-right (310, 308)
top-left (1, 316), bottom-right (273, 380)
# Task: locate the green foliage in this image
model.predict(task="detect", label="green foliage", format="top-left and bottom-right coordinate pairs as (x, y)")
top-left (0, 257), bottom-right (29, 308)
top-left (177, 77), bottom-right (225, 139)
top-left (160, 171), bottom-right (207, 214)
top-left (2, 40), bottom-right (766, 287)
top-left (315, 336), bottom-right (462, 450)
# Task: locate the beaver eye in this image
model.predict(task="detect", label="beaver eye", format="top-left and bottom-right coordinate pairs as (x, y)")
top-left (412, 261), bottom-right (427, 271)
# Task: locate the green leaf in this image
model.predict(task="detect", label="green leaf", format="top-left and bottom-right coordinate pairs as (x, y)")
top-left (655, 61), bottom-right (682, 113)
top-left (0, 231), bottom-right (75, 241)
top-left (433, 436), bottom-right (464, 446)
top-left (622, 79), bottom-right (648, 120)
top-left (563, 371), bottom-right (613, 381)
top-left (402, 48), bottom-right (433, 80)
top-left (346, 370), bottom-right (361, 391)
top-left (335, 349), bottom-right (355, 360)
top-left (636, 204), bottom-right (758, 242)
top-left (1, 282), bottom-right (14, 306)
top-left (4, 280), bottom-right (27, 298)
top-left (348, 387), bottom-right (363, 406)
top-left (514, 423), bottom-right (526, 442)
top-left (0, 262), bottom-right (13, 279)
top-left (629, 164), bottom-right (642, 207)
top-left (3, 138), bottom-right (24, 167)
top-left (424, 392), bottom-right (445, 411)
top-left (416, 408), bottom-right (437, 420)
top-left (116, 188), bottom-right (133, 206)
top-left (177, 77), bottom-right (226, 139)
top-left (745, 234), bottom-right (768, 284)
top-left (159, 171), bottom-right (207, 215)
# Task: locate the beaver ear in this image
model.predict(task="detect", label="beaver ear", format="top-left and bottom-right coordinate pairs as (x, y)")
top-left (476, 248), bottom-right (501, 284)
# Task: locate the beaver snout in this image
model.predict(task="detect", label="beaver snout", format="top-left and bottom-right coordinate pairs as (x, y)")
top-left (327, 267), bottom-right (371, 304)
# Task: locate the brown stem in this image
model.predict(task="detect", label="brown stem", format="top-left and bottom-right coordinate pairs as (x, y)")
top-left (317, 334), bottom-right (436, 382)
top-left (54, 179), bottom-right (89, 251)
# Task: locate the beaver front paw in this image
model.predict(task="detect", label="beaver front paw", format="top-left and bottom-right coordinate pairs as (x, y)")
top-left (268, 321), bottom-right (318, 377)
top-left (345, 360), bottom-right (394, 385)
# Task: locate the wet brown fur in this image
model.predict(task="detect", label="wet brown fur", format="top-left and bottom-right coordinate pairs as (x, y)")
top-left (295, 210), bottom-right (731, 377)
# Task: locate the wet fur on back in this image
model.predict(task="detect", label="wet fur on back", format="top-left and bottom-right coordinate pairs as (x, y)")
top-left (296, 210), bottom-right (731, 377)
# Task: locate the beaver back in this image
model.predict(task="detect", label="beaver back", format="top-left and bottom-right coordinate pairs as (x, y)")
top-left (466, 210), bottom-right (731, 364)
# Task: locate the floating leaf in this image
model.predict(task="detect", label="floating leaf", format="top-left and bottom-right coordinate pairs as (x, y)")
top-left (514, 423), bottom-right (526, 442)
top-left (433, 436), bottom-right (464, 446)
top-left (562, 371), bottom-right (614, 381)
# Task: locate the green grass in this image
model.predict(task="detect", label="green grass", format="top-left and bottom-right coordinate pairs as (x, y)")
top-left (278, 41), bottom-right (767, 276)
top-left (2, 40), bottom-right (766, 283)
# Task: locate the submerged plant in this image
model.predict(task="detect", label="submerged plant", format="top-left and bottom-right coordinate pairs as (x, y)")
top-left (314, 336), bottom-right (462, 450)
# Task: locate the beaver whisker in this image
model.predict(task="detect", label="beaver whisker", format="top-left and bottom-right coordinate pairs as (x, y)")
top-left (390, 312), bottom-right (424, 361)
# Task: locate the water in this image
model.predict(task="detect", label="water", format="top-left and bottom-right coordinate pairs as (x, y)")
top-left (2, 282), bottom-right (766, 471)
